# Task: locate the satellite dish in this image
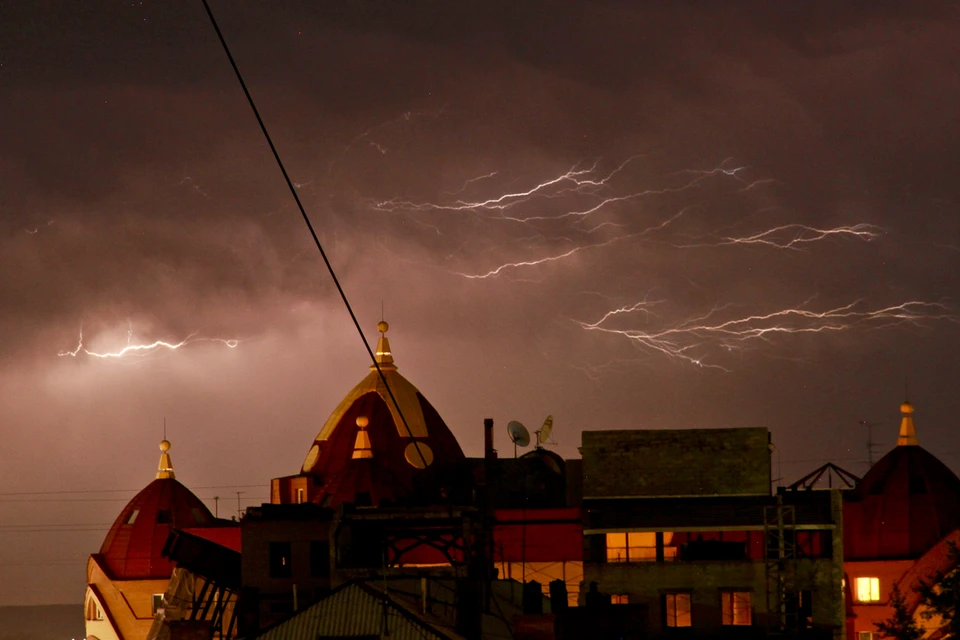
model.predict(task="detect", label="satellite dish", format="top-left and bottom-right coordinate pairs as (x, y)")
top-left (507, 420), bottom-right (530, 454)
top-left (538, 415), bottom-right (554, 447)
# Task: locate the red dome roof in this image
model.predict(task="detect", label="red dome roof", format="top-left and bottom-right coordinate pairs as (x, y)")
top-left (300, 325), bottom-right (465, 507)
top-left (97, 476), bottom-right (214, 579)
top-left (845, 445), bottom-right (960, 560)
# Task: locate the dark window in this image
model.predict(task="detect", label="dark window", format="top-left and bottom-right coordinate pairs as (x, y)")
top-left (268, 600), bottom-right (293, 615)
top-left (269, 542), bottom-right (293, 578)
top-left (785, 590), bottom-right (813, 630)
top-left (310, 541), bottom-right (330, 578)
top-left (156, 509), bottom-right (172, 524)
top-left (682, 540), bottom-right (746, 561)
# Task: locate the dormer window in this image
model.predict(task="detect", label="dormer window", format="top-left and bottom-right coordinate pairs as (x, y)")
top-left (156, 509), bottom-right (172, 524)
top-left (125, 509), bottom-right (139, 525)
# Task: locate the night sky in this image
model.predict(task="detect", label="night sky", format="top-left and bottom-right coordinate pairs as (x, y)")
top-left (2, 1), bottom-right (959, 605)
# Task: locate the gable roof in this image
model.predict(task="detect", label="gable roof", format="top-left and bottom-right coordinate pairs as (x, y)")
top-left (252, 581), bottom-right (463, 640)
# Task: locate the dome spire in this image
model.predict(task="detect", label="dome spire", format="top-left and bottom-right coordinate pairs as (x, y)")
top-left (897, 400), bottom-right (918, 447)
top-left (352, 416), bottom-right (374, 459)
top-left (372, 320), bottom-right (397, 371)
top-left (157, 439), bottom-right (176, 479)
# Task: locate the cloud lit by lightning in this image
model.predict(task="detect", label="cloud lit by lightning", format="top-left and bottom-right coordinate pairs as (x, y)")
top-left (362, 155), bottom-right (954, 370)
top-left (369, 158), bottom-right (885, 278)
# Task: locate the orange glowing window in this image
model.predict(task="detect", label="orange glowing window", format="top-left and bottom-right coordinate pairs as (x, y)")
top-left (855, 577), bottom-right (880, 602)
top-left (611, 594), bottom-right (628, 605)
top-left (664, 592), bottom-right (692, 627)
top-left (721, 591), bottom-right (752, 625)
top-left (606, 532), bottom-right (657, 562)
top-left (662, 531), bottom-right (678, 560)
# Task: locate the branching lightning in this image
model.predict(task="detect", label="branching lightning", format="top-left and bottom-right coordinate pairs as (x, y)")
top-left (576, 300), bottom-right (954, 370)
top-left (58, 326), bottom-right (239, 360)
top-left (371, 159), bottom-right (886, 278)
top-left (674, 223), bottom-right (883, 250)
top-left (363, 154), bottom-right (952, 369)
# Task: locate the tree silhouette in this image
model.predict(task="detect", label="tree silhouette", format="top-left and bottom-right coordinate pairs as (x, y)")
top-left (875, 584), bottom-right (923, 640)
top-left (916, 540), bottom-right (960, 638)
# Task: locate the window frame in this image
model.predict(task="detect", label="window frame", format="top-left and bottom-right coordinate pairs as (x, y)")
top-left (662, 591), bottom-right (692, 628)
top-left (720, 590), bottom-right (753, 626)
top-left (606, 531), bottom-right (658, 563)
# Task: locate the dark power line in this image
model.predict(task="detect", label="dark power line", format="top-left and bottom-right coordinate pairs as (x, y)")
top-left (197, 0), bottom-right (428, 470)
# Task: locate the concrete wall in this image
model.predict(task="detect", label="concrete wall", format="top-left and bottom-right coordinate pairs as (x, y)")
top-left (241, 517), bottom-right (332, 626)
top-left (580, 428), bottom-right (771, 498)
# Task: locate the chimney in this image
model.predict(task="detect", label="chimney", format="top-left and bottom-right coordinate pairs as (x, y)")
top-left (484, 418), bottom-right (497, 460)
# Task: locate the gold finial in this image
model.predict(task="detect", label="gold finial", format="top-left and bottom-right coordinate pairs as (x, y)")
top-left (898, 400), bottom-right (918, 446)
top-left (372, 320), bottom-right (396, 370)
top-left (157, 439), bottom-right (176, 479)
top-left (352, 415), bottom-right (374, 459)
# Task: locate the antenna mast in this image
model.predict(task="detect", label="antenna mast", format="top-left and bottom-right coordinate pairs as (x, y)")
top-left (859, 420), bottom-right (879, 468)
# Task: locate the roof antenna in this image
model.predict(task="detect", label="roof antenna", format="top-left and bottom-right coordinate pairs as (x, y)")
top-left (163, 417), bottom-right (167, 441)
top-left (904, 375), bottom-right (910, 402)
top-left (381, 300), bottom-right (385, 323)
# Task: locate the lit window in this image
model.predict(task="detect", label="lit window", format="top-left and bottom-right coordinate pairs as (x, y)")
top-left (125, 509), bottom-right (139, 525)
top-left (297, 488), bottom-right (305, 504)
top-left (606, 532), bottom-right (657, 562)
top-left (662, 531), bottom-right (678, 560)
top-left (611, 594), bottom-right (628, 605)
top-left (664, 593), bottom-right (692, 627)
top-left (858, 633), bottom-right (880, 640)
top-left (721, 591), bottom-right (752, 625)
top-left (606, 532), bottom-right (627, 562)
top-left (855, 577), bottom-right (880, 602)
top-left (152, 593), bottom-right (164, 615)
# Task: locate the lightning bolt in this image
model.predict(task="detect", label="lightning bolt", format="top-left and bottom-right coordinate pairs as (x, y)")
top-left (576, 300), bottom-right (955, 370)
top-left (370, 159), bottom-right (885, 279)
top-left (674, 223), bottom-right (883, 250)
top-left (58, 326), bottom-right (239, 359)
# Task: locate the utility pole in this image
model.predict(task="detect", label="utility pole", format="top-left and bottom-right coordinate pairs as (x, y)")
top-left (236, 491), bottom-right (245, 520)
top-left (214, 496), bottom-right (219, 518)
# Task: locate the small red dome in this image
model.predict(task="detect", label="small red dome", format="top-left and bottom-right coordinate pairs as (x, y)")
top-left (845, 445), bottom-right (960, 560)
top-left (97, 477), bottom-right (214, 579)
